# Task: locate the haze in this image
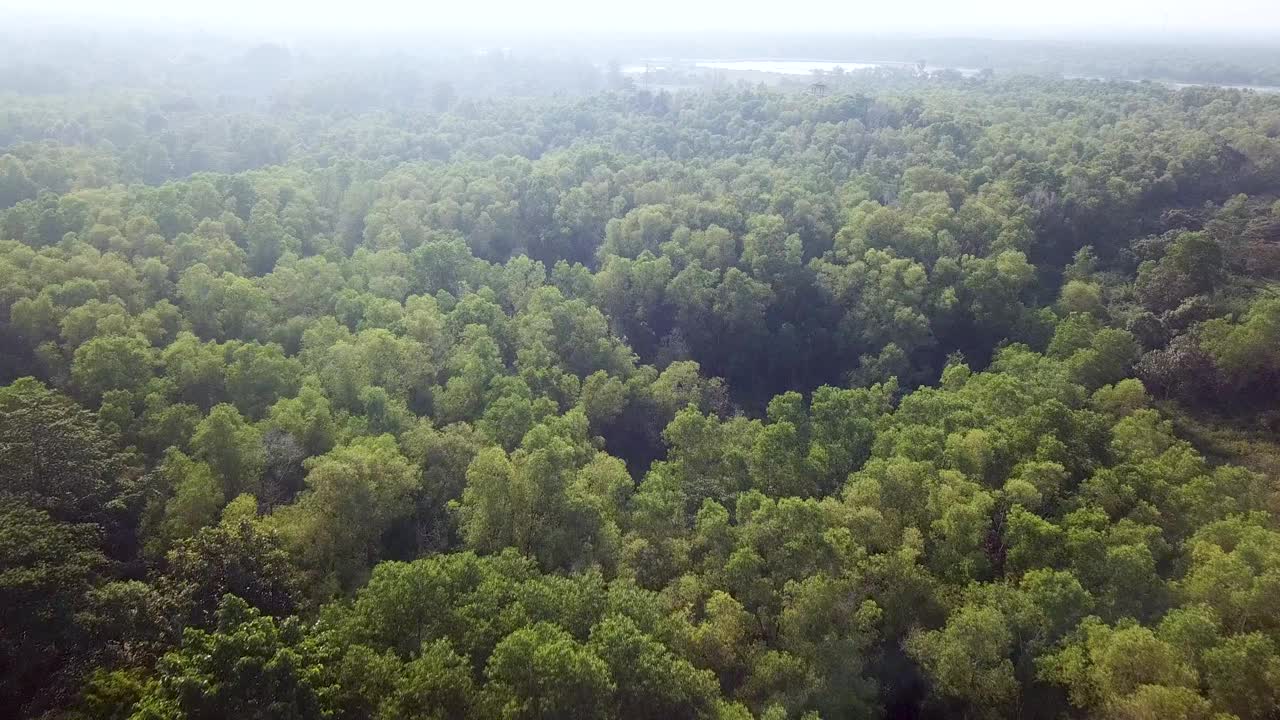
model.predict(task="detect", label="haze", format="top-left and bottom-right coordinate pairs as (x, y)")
top-left (6, 0), bottom-right (1280, 39)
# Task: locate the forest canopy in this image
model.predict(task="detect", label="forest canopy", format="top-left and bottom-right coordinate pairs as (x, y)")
top-left (2, 27), bottom-right (1280, 720)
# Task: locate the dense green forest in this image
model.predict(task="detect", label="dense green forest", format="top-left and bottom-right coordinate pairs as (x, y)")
top-left (3, 33), bottom-right (1280, 720)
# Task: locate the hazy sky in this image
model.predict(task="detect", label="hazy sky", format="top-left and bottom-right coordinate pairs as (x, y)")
top-left (5, 0), bottom-right (1280, 38)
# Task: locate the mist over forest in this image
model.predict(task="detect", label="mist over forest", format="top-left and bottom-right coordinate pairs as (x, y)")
top-left (3, 6), bottom-right (1280, 720)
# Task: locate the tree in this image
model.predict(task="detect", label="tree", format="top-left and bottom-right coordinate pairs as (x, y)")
top-left (152, 449), bottom-right (223, 553)
top-left (191, 403), bottom-right (265, 499)
top-left (1057, 280), bottom-right (1104, 316)
top-left (379, 639), bottom-right (477, 719)
top-left (748, 417), bottom-right (812, 498)
top-left (264, 383), bottom-right (337, 457)
top-left (1038, 618), bottom-right (1199, 716)
top-left (579, 370), bottom-right (627, 432)
top-left (0, 154), bottom-right (38, 208)
top-left (71, 334), bottom-right (155, 403)
top-left (588, 614), bottom-right (721, 720)
top-left (158, 511), bottom-right (303, 629)
top-left (601, 206), bottom-right (674, 259)
top-left (400, 420), bottom-right (487, 552)
top-left (1198, 296), bottom-right (1280, 394)
top-left (160, 332), bottom-right (228, 410)
top-left (777, 576), bottom-right (883, 718)
top-left (1135, 232), bottom-right (1224, 311)
top-left (458, 412), bottom-right (628, 570)
top-left (246, 199), bottom-right (295, 275)
top-left (225, 341), bottom-right (301, 419)
top-left (1067, 328), bottom-right (1138, 390)
top-left (130, 596), bottom-right (334, 720)
top-left (0, 501), bottom-right (107, 716)
top-left (0, 377), bottom-right (127, 524)
top-left (1179, 518), bottom-right (1280, 636)
top-left (484, 622), bottom-right (614, 720)
top-left (270, 435), bottom-right (419, 596)
top-left (905, 604), bottom-right (1019, 719)
top-left (1202, 632), bottom-right (1280, 720)
top-left (455, 447), bottom-right (521, 554)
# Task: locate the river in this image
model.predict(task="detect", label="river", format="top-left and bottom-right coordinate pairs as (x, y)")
top-left (622, 58), bottom-right (978, 77)
top-left (623, 59), bottom-right (1280, 93)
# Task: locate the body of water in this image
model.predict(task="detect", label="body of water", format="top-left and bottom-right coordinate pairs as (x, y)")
top-left (621, 59), bottom-right (916, 76)
top-left (1168, 82), bottom-right (1280, 94)
top-left (694, 60), bottom-right (884, 74)
top-left (623, 59), bottom-right (1280, 92)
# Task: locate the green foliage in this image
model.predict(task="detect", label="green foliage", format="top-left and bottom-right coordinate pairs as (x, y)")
top-left (457, 411), bottom-right (629, 571)
top-left (158, 512), bottom-right (303, 629)
top-left (151, 450), bottom-right (223, 553)
top-left (0, 378), bottom-right (128, 523)
top-left (2, 41), bottom-right (1280, 720)
top-left (0, 501), bottom-right (107, 714)
top-left (130, 596), bottom-right (334, 720)
top-left (906, 604), bottom-right (1019, 718)
top-left (485, 622), bottom-right (614, 720)
top-left (191, 403), bottom-right (265, 499)
top-left (270, 435), bottom-right (419, 596)
top-left (1199, 296), bottom-right (1280, 390)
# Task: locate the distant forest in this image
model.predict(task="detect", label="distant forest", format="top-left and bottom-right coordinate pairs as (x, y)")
top-left (2, 29), bottom-right (1280, 720)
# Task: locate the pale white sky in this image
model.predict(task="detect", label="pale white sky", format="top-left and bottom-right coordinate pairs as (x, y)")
top-left (4, 0), bottom-right (1280, 37)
